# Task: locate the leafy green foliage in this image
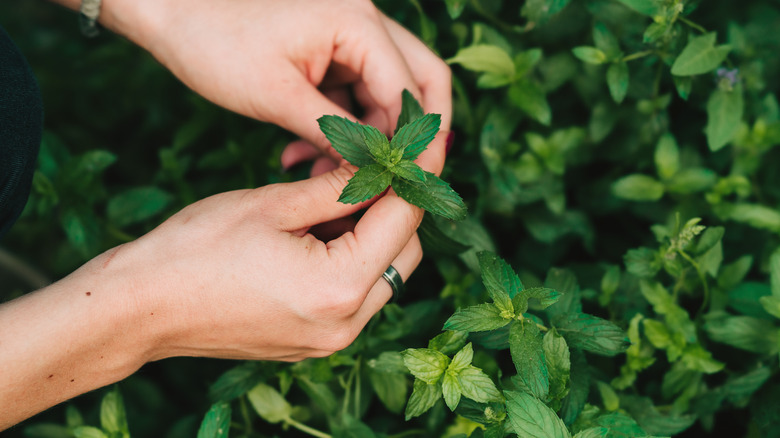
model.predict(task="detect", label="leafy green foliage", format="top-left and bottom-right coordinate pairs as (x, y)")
top-left (319, 91), bottom-right (467, 220)
top-left (7, 0), bottom-right (780, 437)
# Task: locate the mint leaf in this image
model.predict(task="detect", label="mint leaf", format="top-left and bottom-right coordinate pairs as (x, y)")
top-left (544, 330), bottom-right (571, 402)
top-left (704, 315), bottom-right (779, 354)
top-left (705, 84), bottom-right (743, 151)
top-left (671, 33), bottom-right (731, 76)
top-left (389, 160), bottom-right (427, 183)
top-left (100, 387), bottom-right (129, 436)
top-left (368, 368), bottom-right (407, 414)
top-left (338, 164), bottom-right (393, 204)
top-left (402, 348), bottom-right (450, 384)
top-left (428, 330), bottom-right (470, 355)
top-left (392, 172), bottom-right (467, 221)
top-left (405, 379), bottom-right (442, 420)
top-left (524, 287), bottom-right (561, 309)
top-left (392, 113), bottom-right (441, 161)
top-left (442, 372), bottom-right (462, 410)
top-left (607, 62), bottom-right (629, 104)
top-left (396, 89), bottom-right (425, 134)
top-left (509, 320), bottom-right (549, 400)
top-left (555, 313), bottom-right (630, 356)
top-left (362, 124), bottom-right (396, 165)
top-left (477, 251), bottom-right (521, 314)
top-left (458, 366), bottom-right (503, 403)
top-left (247, 383), bottom-right (292, 424)
top-left (505, 390), bottom-right (572, 438)
top-left (447, 45), bottom-right (516, 77)
top-left (317, 115), bottom-right (375, 167)
top-left (197, 402), bottom-right (232, 438)
top-left (444, 303), bottom-right (511, 332)
top-left (572, 46), bottom-right (607, 64)
top-left (449, 343), bottom-right (474, 373)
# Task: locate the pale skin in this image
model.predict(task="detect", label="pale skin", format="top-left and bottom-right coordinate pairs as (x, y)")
top-left (0, 0), bottom-right (452, 430)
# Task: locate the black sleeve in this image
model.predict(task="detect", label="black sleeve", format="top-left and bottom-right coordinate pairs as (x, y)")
top-left (0, 24), bottom-right (43, 239)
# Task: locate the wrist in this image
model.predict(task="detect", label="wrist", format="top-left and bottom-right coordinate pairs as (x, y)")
top-left (98, 0), bottom-right (169, 49)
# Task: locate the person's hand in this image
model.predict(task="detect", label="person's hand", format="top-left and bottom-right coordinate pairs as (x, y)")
top-left (0, 141), bottom-right (445, 427)
top-left (103, 0), bottom-right (451, 168)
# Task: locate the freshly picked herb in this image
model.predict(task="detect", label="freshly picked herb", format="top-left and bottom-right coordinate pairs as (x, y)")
top-left (317, 90), bottom-right (466, 221)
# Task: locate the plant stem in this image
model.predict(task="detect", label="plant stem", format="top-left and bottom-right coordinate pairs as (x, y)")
top-left (285, 417), bottom-right (332, 438)
top-left (354, 358), bottom-right (362, 419)
top-left (679, 16), bottom-right (707, 34)
top-left (677, 249), bottom-right (710, 313)
top-left (622, 50), bottom-right (654, 62)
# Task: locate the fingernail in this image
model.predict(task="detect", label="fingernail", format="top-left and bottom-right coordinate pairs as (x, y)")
top-left (445, 131), bottom-right (455, 155)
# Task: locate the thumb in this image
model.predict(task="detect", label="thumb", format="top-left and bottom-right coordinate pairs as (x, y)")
top-left (262, 164), bottom-right (370, 232)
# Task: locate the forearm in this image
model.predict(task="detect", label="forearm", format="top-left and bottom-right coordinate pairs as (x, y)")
top-left (46, 0), bottom-right (165, 50)
top-left (0, 247), bottom-right (152, 431)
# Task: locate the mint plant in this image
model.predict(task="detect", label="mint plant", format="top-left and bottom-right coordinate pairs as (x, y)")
top-left (317, 90), bottom-right (467, 221)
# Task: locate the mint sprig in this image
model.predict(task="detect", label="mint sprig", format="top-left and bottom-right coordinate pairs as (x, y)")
top-left (317, 90), bottom-right (467, 221)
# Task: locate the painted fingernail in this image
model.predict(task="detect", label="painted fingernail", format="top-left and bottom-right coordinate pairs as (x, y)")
top-left (445, 131), bottom-right (455, 155)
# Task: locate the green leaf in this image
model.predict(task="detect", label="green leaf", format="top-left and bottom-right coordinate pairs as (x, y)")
top-left (718, 255), bottom-right (753, 290)
top-left (509, 320), bottom-right (549, 399)
top-left (392, 113), bottom-right (441, 161)
top-left (515, 48), bottom-right (544, 77)
top-left (573, 427), bottom-right (610, 438)
top-left (606, 63), bottom-right (629, 104)
top-left (544, 330), bottom-right (571, 401)
top-left (444, 0), bottom-right (467, 19)
top-left (760, 295), bottom-right (780, 319)
top-left (719, 203), bottom-right (780, 232)
top-left (458, 366), bottom-right (502, 403)
top-left (442, 371), bottom-right (462, 410)
top-left (450, 342), bottom-right (475, 373)
top-left (209, 362), bottom-right (265, 402)
top-left (428, 330), bottom-right (470, 355)
top-left (396, 89), bottom-right (425, 133)
top-left (392, 172), bottom-right (467, 220)
top-left (671, 33), bottom-right (731, 76)
top-left (616, 0), bottom-right (661, 15)
top-left (592, 411), bottom-right (648, 437)
top-left (78, 150), bottom-right (117, 173)
top-left (362, 124), bottom-right (395, 165)
top-left (572, 46), bottom-right (607, 64)
top-left (505, 390), bottom-right (572, 438)
top-left (197, 402), bottom-right (231, 438)
top-left (444, 303), bottom-right (511, 332)
top-left (508, 79), bottom-right (552, 125)
top-left (705, 85), bottom-right (744, 151)
top-left (666, 168), bottom-right (717, 194)
top-left (654, 134), bottom-right (679, 180)
top-left (107, 186), bottom-right (174, 227)
top-left (524, 287), bottom-right (562, 309)
top-left (704, 315), bottom-right (779, 354)
top-left (624, 247), bottom-right (661, 278)
top-left (402, 348), bottom-right (450, 384)
top-left (447, 45), bottom-right (516, 77)
top-left (338, 163), bottom-right (393, 204)
top-left (247, 383), bottom-right (292, 424)
top-left (596, 381), bottom-right (620, 411)
top-left (72, 426), bottom-right (108, 438)
top-left (369, 368), bottom-right (408, 414)
top-left (390, 160), bottom-right (427, 183)
top-left (22, 424), bottom-right (73, 438)
top-left (560, 350), bottom-right (589, 425)
top-left (555, 313), bottom-right (630, 356)
top-left (521, 0), bottom-right (571, 24)
top-left (317, 115), bottom-right (375, 167)
top-left (680, 345), bottom-right (724, 374)
top-left (477, 251), bottom-right (521, 314)
top-left (419, 213), bottom-right (471, 256)
top-left (771, 248), bottom-right (780, 296)
top-left (405, 379), bottom-right (442, 420)
top-left (100, 387), bottom-right (128, 436)
top-left (611, 174), bottom-right (665, 201)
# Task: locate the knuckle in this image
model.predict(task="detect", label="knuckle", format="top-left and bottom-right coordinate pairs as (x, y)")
top-left (319, 324), bottom-right (361, 353)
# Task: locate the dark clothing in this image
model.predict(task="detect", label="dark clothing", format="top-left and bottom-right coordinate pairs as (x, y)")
top-left (0, 24), bottom-right (43, 239)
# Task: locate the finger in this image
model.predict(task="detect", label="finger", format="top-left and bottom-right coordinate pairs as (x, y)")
top-left (379, 14), bottom-right (453, 130)
top-left (263, 164), bottom-right (369, 231)
top-left (310, 156), bottom-right (338, 177)
top-left (330, 19), bottom-right (422, 135)
top-left (352, 233), bottom-right (423, 324)
top-left (281, 140), bottom-right (321, 170)
top-left (309, 216), bottom-right (357, 242)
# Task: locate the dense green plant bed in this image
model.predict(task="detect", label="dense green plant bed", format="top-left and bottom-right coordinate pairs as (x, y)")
top-left (2, 0), bottom-right (780, 436)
